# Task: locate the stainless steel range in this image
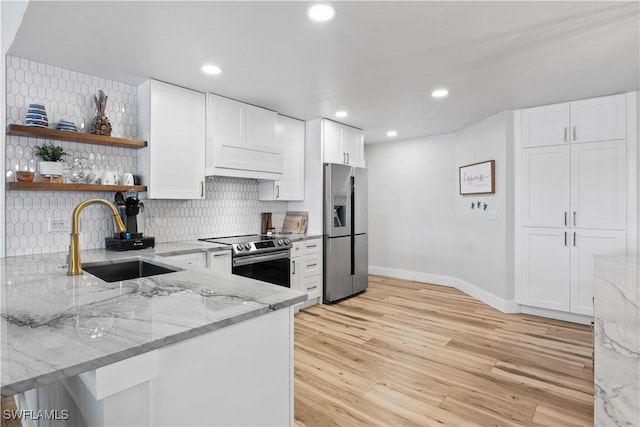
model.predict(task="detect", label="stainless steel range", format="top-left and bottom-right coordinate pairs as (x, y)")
top-left (199, 235), bottom-right (292, 288)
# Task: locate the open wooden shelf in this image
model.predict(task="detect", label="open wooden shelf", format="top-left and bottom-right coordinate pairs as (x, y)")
top-left (8, 182), bottom-right (147, 192)
top-left (7, 124), bottom-right (147, 149)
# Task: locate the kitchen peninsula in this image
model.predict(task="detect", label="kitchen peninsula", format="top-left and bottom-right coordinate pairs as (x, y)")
top-left (1, 244), bottom-right (306, 426)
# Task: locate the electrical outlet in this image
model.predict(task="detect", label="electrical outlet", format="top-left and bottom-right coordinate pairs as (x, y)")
top-left (48, 218), bottom-right (70, 232)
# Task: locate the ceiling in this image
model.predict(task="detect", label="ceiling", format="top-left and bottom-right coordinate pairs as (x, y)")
top-left (8, 1), bottom-right (640, 143)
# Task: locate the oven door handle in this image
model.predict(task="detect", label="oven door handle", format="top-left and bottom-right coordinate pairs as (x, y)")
top-left (232, 252), bottom-right (290, 266)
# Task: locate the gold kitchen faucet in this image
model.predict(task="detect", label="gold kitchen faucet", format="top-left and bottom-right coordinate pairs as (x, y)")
top-left (68, 199), bottom-right (127, 276)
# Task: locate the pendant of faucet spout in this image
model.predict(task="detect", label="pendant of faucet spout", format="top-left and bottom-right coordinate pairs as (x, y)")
top-left (68, 199), bottom-right (127, 276)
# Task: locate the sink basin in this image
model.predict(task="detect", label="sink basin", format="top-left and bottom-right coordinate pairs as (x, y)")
top-left (83, 259), bottom-right (181, 283)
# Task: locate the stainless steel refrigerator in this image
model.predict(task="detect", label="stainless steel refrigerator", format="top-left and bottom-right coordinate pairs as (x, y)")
top-left (323, 163), bottom-right (368, 303)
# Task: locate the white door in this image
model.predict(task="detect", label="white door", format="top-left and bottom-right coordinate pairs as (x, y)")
top-left (521, 227), bottom-right (571, 311)
top-left (570, 230), bottom-right (626, 315)
top-left (570, 140), bottom-right (626, 229)
top-left (342, 125), bottom-right (365, 167)
top-left (323, 120), bottom-right (344, 164)
top-left (274, 116), bottom-right (305, 201)
top-left (209, 250), bottom-right (231, 273)
top-left (246, 105), bottom-right (276, 146)
top-left (149, 80), bottom-right (205, 199)
top-left (290, 256), bottom-right (302, 291)
top-left (570, 94), bottom-right (626, 143)
top-left (206, 94), bottom-right (246, 171)
top-left (521, 146), bottom-right (571, 227)
top-left (522, 102), bottom-right (570, 148)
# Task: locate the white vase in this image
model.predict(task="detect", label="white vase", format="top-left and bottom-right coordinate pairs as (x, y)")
top-left (39, 161), bottom-right (63, 177)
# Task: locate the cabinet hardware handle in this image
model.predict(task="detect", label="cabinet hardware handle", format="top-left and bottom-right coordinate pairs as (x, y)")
top-left (573, 126), bottom-right (576, 141)
top-left (564, 127), bottom-right (568, 142)
top-left (201, 181), bottom-right (204, 198)
top-left (573, 211), bottom-right (576, 227)
top-left (573, 232), bottom-right (577, 247)
top-left (564, 231), bottom-right (567, 246)
top-left (307, 263), bottom-right (318, 268)
top-left (292, 260), bottom-right (296, 274)
top-left (346, 153), bottom-right (350, 164)
top-left (307, 244), bottom-right (317, 249)
top-left (343, 152), bottom-right (347, 164)
top-left (213, 253), bottom-right (228, 257)
top-left (276, 185), bottom-right (280, 199)
top-left (564, 212), bottom-right (567, 226)
top-left (307, 286), bottom-right (318, 290)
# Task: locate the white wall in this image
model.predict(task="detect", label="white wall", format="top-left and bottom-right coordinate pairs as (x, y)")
top-left (366, 111), bottom-right (516, 311)
top-left (366, 134), bottom-right (457, 281)
top-left (454, 111), bottom-right (515, 301)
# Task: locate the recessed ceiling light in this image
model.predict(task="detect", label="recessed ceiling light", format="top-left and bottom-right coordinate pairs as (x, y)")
top-left (431, 88), bottom-right (449, 98)
top-left (387, 130), bottom-right (398, 137)
top-left (308, 4), bottom-right (335, 22)
top-left (202, 64), bottom-right (222, 75)
top-left (335, 111), bottom-right (348, 118)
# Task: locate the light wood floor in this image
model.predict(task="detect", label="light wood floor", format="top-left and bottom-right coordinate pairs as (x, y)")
top-left (294, 275), bottom-right (593, 427)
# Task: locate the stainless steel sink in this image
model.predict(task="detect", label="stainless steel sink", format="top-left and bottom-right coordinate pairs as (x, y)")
top-left (83, 259), bottom-right (181, 283)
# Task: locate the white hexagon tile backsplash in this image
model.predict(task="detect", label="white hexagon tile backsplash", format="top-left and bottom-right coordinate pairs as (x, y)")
top-left (4, 56), bottom-right (289, 256)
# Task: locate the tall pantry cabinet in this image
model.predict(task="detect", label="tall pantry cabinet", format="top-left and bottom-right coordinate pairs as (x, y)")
top-left (519, 93), bottom-right (634, 316)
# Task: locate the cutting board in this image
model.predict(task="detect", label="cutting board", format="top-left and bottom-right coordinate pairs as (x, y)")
top-left (282, 211), bottom-right (308, 234)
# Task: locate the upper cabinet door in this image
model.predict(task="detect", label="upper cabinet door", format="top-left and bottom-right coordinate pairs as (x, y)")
top-left (570, 140), bottom-right (626, 230)
top-left (570, 94), bottom-right (626, 143)
top-left (323, 120), bottom-right (344, 164)
top-left (342, 125), bottom-right (365, 168)
top-left (208, 94), bottom-right (246, 143)
top-left (522, 145), bottom-right (571, 227)
top-left (275, 116), bottom-right (305, 201)
top-left (522, 102), bottom-right (570, 148)
top-left (142, 80), bottom-right (205, 200)
top-left (246, 105), bottom-right (277, 146)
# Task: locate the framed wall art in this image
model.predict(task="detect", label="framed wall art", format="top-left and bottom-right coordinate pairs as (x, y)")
top-left (459, 160), bottom-right (495, 195)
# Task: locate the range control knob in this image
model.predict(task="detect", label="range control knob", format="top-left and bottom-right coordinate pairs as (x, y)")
top-left (236, 244), bottom-right (244, 251)
top-left (277, 239), bottom-right (284, 246)
top-left (245, 243), bottom-right (252, 250)
top-left (284, 239), bottom-right (291, 245)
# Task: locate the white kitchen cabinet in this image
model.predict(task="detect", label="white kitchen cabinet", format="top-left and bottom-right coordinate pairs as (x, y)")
top-left (209, 250), bottom-right (232, 274)
top-left (522, 228), bottom-right (626, 316)
top-left (258, 115), bottom-right (305, 201)
top-left (137, 79), bottom-right (206, 199)
top-left (521, 228), bottom-right (571, 312)
top-left (521, 102), bottom-right (570, 148)
top-left (291, 238), bottom-right (323, 307)
top-left (522, 141), bottom-right (626, 230)
top-left (322, 119), bottom-right (365, 167)
top-left (521, 94), bottom-right (626, 148)
top-left (570, 140), bottom-right (626, 230)
top-left (206, 93), bottom-right (282, 180)
top-left (161, 252), bottom-right (207, 268)
top-left (570, 230), bottom-right (626, 315)
top-left (521, 145), bottom-right (571, 227)
top-left (570, 95), bottom-right (626, 143)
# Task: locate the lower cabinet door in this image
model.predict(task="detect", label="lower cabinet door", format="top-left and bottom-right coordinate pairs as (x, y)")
top-left (521, 227), bottom-right (571, 311)
top-left (209, 250), bottom-right (231, 273)
top-left (570, 230), bottom-right (626, 315)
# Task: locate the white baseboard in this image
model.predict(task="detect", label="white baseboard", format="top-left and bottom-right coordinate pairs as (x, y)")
top-left (368, 266), bottom-right (518, 315)
top-left (520, 305), bottom-right (593, 325)
top-left (368, 266), bottom-right (456, 287)
top-left (454, 278), bottom-right (521, 313)
top-left (369, 266), bottom-right (593, 324)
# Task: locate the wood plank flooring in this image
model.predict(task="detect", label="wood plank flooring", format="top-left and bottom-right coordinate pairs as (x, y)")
top-left (294, 275), bottom-right (593, 426)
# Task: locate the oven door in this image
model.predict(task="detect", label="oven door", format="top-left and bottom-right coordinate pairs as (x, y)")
top-left (232, 251), bottom-right (290, 288)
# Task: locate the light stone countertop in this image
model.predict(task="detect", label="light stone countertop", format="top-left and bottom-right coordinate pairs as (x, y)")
top-left (0, 245), bottom-right (307, 397)
top-left (594, 255), bottom-right (640, 426)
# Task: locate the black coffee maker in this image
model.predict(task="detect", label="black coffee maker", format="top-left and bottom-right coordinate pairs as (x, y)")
top-left (105, 191), bottom-right (155, 251)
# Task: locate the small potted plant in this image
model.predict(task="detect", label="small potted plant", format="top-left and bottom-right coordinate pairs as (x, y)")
top-left (34, 142), bottom-right (68, 179)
